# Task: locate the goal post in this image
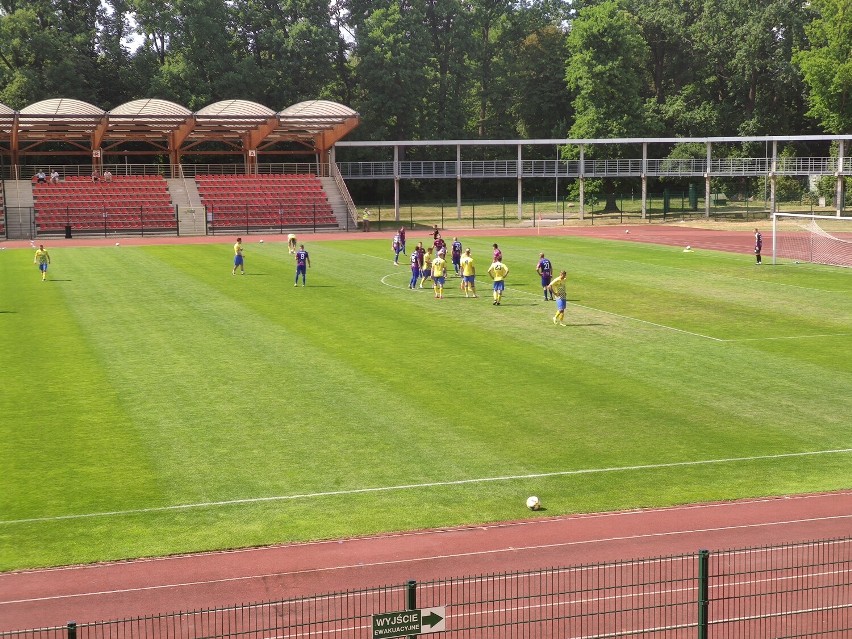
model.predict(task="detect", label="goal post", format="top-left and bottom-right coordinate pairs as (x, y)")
top-left (771, 213), bottom-right (852, 267)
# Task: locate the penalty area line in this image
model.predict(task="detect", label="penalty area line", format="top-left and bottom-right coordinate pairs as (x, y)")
top-left (2, 449), bottom-right (851, 527)
top-left (721, 333), bottom-right (851, 342)
top-left (574, 301), bottom-right (723, 341)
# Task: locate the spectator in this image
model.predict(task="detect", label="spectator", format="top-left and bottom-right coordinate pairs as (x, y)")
top-left (103, 170), bottom-right (113, 182)
top-left (35, 171), bottom-right (46, 184)
top-left (49, 170), bottom-right (60, 184)
top-left (91, 170), bottom-right (100, 183)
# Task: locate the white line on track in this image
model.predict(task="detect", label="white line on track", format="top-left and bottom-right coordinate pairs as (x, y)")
top-left (2, 449), bottom-right (850, 526)
top-left (2, 513), bottom-right (850, 606)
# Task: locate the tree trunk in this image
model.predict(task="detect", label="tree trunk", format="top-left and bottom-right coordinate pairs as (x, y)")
top-left (603, 192), bottom-right (620, 212)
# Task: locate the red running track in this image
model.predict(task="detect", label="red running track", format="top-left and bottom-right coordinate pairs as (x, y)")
top-left (0, 222), bottom-right (757, 254)
top-left (1, 491), bottom-right (850, 631)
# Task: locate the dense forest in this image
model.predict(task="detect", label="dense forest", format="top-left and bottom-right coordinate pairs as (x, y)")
top-left (0, 0), bottom-right (849, 201)
top-left (0, 0), bottom-right (848, 139)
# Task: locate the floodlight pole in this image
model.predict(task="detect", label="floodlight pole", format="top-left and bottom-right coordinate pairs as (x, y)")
top-left (579, 145), bottom-right (585, 220)
top-left (516, 144), bottom-right (523, 221)
top-left (837, 140), bottom-right (845, 217)
top-left (393, 145), bottom-right (400, 222)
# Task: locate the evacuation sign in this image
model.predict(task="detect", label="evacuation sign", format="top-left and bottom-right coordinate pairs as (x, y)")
top-left (372, 607), bottom-right (446, 638)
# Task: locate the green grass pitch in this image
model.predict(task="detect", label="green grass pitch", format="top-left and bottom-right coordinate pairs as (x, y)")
top-left (1, 235), bottom-right (850, 571)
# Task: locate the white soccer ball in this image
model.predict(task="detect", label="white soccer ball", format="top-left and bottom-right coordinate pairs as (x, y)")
top-left (625, 229), bottom-right (630, 234)
top-left (259, 239), bottom-right (264, 243)
top-left (526, 496), bottom-right (541, 511)
top-left (686, 245), bottom-right (691, 250)
top-left (115, 242), bottom-right (120, 246)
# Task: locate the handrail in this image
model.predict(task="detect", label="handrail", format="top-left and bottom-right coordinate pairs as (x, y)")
top-left (330, 162), bottom-right (358, 226)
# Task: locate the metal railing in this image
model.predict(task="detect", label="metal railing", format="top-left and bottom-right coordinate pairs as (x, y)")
top-left (330, 161), bottom-right (359, 227)
top-left (7, 157), bottom-right (851, 184)
top-left (336, 157), bottom-right (852, 180)
top-left (3, 536), bottom-right (849, 639)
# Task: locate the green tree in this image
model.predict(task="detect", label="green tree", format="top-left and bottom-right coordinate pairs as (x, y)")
top-left (565, 0), bottom-right (649, 209)
top-left (467, 0), bottom-right (511, 138)
top-left (566, 0), bottom-right (649, 140)
top-left (420, 0), bottom-right (473, 139)
top-left (0, 1), bottom-right (102, 107)
top-left (351, 1), bottom-right (433, 140)
top-left (232, 0), bottom-right (341, 107)
top-left (513, 23), bottom-right (572, 139)
top-left (794, 0), bottom-right (852, 133)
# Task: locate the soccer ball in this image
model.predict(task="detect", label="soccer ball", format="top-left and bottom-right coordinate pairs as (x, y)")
top-left (526, 496), bottom-right (541, 511)
top-left (685, 245), bottom-right (691, 250)
top-left (625, 229), bottom-right (630, 234)
top-left (115, 242), bottom-right (120, 246)
top-left (259, 239), bottom-right (264, 243)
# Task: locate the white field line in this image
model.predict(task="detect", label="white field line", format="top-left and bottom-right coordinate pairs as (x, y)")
top-left (2, 449), bottom-right (850, 527)
top-left (573, 302), bottom-right (724, 341)
top-left (723, 333), bottom-right (851, 342)
top-left (8, 493), bottom-right (848, 575)
top-left (395, 273), bottom-right (849, 343)
top-left (3, 517), bottom-right (850, 606)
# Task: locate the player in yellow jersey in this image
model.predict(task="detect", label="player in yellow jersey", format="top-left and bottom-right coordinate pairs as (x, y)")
top-left (34, 244), bottom-right (50, 281)
top-left (547, 270), bottom-right (568, 325)
top-left (287, 233), bottom-right (297, 254)
top-left (487, 258), bottom-right (509, 305)
top-left (431, 252), bottom-right (447, 298)
top-left (232, 237), bottom-right (245, 275)
top-left (460, 248), bottom-right (477, 297)
top-left (420, 246), bottom-right (434, 288)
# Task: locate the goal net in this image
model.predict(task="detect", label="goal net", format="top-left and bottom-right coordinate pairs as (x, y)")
top-left (771, 213), bottom-right (852, 267)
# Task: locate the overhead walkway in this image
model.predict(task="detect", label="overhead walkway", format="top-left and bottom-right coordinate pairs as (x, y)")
top-left (337, 156), bottom-right (851, 180)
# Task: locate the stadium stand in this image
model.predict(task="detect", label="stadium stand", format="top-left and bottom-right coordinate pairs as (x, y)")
top-left (195, 174), bottom-right (337, 231)
top-left (33, 175), bottom-right (176, 234)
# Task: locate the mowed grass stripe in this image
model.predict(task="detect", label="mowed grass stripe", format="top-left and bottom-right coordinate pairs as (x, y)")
top-left (0, 238), bottom-right (849, 570)
top-left (52, 246), bottom-right (483, 496)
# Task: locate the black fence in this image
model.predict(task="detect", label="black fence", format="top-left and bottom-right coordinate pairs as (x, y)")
top-left (2, 537), bottom-right (850, 639)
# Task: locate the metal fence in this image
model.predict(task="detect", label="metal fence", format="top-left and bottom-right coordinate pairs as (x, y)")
top-left (2, 537), bottom-right (850, 639)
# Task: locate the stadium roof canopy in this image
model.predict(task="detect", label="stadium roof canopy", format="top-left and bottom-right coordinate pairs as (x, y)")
top-left (0, 97), bottom-right (359, 166)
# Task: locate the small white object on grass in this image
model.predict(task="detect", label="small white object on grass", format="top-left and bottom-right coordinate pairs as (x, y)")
top-left (259, 239), bottom-right (264, 243)
top-left (526, 496), bottom-right (541, 511)
top-left (115, 242), bottom-right (120, 246)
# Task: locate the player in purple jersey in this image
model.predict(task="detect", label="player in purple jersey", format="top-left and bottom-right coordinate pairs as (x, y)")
top-left (536, 253), bottom-right (554, 300)
top-left (399, 226), bottom-right (407, 254)
top-left (492, 243), bottom-right (502, 262)
top-left (392, 233), bottom-right (402, 265)
top-left (451, 237), bottom-right (463, 275)
top-left (754, 228), bottom-right (762, 264)
top-left (433, 234), bottom-right (446, 255)
top-left (294, 244), bottom-right (310, 286)
top-left (409, 250), bottom-right (421, 288)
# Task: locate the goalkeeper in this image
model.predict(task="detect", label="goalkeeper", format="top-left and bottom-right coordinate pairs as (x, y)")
top-left (754, 228), bottom-right (762, 264)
